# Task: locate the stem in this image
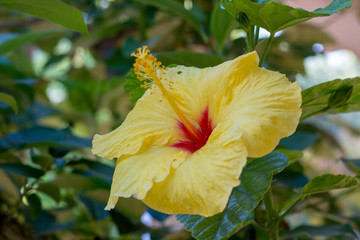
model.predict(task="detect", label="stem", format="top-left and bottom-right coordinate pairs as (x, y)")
top-left (263, 187), bottom-right (279, 240)
top-left (247, 26), bottom-right (255, 52)
top-left (254, 26), bottom-right (260, 46)
top-left (259, 32), bottom-right (275, 67)
top-left (278, 196), bottom-right (304, 221)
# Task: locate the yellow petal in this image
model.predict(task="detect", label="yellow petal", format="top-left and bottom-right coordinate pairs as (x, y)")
top-left (92, 88), bottom-right (181, 159)
top-left (164, 52), bottom-right (259, 125)
top-left (105, 146), bottom-right (187, 210)
top-left (224, 67), bottom-right (302, 157)
top-left (142, 122), bottom-right (247, 217)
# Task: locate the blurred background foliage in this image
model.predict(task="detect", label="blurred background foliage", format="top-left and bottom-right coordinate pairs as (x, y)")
top-left (0, 0), bottom-right (360, 239)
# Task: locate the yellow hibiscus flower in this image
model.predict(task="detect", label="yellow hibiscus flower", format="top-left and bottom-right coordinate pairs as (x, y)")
top-left (92, 47), bottom-right (302, 217)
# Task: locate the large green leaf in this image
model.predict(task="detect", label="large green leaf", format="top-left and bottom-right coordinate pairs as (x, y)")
top-left (221, 0), bottom-right (351, 33)
top-left (135, 0), bottom-right (207, 42)
top-left (177, 152), bottom-right (288, 240)
top-left (301, 77), bottom-right (360, 120)
top-left (0, 31), bottom-right (60, 55)
top-left (0, 92), bottom-right (18, 113)
top-left (157, 51), bottom-right (224, 68)
top-left (210, 2), bottom-right (234, 51)
top-left (0, 0), bottom-right (88, 36)
top-left (302, 174), bottom-right (359, 196)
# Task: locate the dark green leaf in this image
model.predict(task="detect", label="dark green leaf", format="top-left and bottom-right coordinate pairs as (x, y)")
top-left (32, 154), bottom-right (53, 170)
top-left (67, 159), bottom-right (114, 183)
top-left (0, 31), bottom-right (60, 55)
top-left (210, 2), bottom-right (234, 50)
top-left (302, 174), bottom-right (359, 196)
top-left (301, 77), bottom-right (360, 120)
top-left (26, 193), bottom-right (42, 219)
top-left (0, 92), bottom-right (18, 113)
top-left (1, 126), bottom-right (91, 149)
top-left (135, 0), bottom-right (207, 42)
top-left (124, 69), bottom-right (148, 103)
top-left (51, 173), bottom-right (110, 191)
top-left (341, 158), bottom-right (360, 174)
top-left (0, 163), bottom-right (44, 178)
top-left (221, 0), bottom-right (351, 33)
top-left (37, 183), bottom-right (61, 202)
top-left (177, 152), bottom-right (288, 240)
top-left (279, 130), bottom-right (318, 151)
top-left (0, 0), bottom-right (88, 36)
top-left (157, 51), bottom-right (224, 68)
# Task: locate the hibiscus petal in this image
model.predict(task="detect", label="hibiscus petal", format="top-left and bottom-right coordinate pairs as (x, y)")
top-left (105, 146), bottom-right (187, 210)
top-left (142, 122), bottom-right (247, 217)
top-left (92, 88), bottom-right (181, 159)
top-left (164, 52), bottom-right (259, 125)
top-left (226, 67), bottom-right (302, 157)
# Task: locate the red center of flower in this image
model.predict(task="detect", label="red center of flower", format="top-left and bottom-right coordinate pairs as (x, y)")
top-left (171, 107), bottom-right (214, 152)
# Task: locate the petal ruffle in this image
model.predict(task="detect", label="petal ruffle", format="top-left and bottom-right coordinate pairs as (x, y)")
top-left (105, 146), bottom-right (187, 210)
top-left (142, 122), bottom-right (247, 217)
top-left (224, 68), bottom-right (302, 157)
top-left (92, 88), bottom-right (181, 159)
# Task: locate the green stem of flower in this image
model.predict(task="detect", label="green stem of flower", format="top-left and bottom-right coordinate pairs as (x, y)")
top-left (263, 187), bottom-right (279, 240)
top-left (247, 26), bottom-right (255, 52)
top-left (254, 26), bottom-right (260, 46)
top-left (259, 32), bottom-right (275, 67)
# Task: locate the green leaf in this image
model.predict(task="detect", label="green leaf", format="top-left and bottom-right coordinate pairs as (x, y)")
top-left (341, 158), bottom-right (360, 174)
top-left (177, 152), bottom-right (288, 240)
top-left (124, 69), bottom-right (148, 103)
top-left (37, 183), bottom-right (61, 202)
top-left (210, 2), bottom-right (235, 51)
top-left (0, 0), bottom-right (88, 36)
top-left (51, 173), bottom-right (110, 191)
top-left (0, 163), bottom-right (44, 178)
top-left (26, 193), bottom-right (42, 219)
top-left (0, 92), bottom-right (18, 113)
top-left (32, 154), bottom-right (53, 170)
top-left (284, 224), bottom-right (359, 238)
top-left (301, 77), bottom-right (360, 120)
top-left (1, 126), bottom-right (91, 149)
top-left (135, 0), bottom-right (207, 42)
top-left (157, 51), bottom-right (224, 68)
top-left (302, 174), bottom-right (359, 196)
top-left (0, 31), bottom-right (60, 55)
top-left (221, 0), bottom-right (351, 33)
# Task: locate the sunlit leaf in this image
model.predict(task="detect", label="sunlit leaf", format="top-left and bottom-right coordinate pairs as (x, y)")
top-left (177, 152), bottom-right (288, 240)
top-left (0, 92), bottom-right (18, 113)
top-left (221, 0), bottom-right (351, 33)
top-left (301, 77), bottom-right (360, 120)
top-left (0, 0), bottom-right (88, 36)
top-left (302, 174), bottom-right (359, 196)
top-left (0, 31), bottom-right (60, 55)
top-left (135, 0), bottom-right (207, 42)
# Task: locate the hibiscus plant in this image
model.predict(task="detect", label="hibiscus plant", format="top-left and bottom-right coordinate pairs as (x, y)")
top-left (0, 0), bottom-right (359, 239)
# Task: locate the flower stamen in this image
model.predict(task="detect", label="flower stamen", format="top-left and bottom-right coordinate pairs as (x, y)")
top-left (132, 46), bottom-right (206, 145)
